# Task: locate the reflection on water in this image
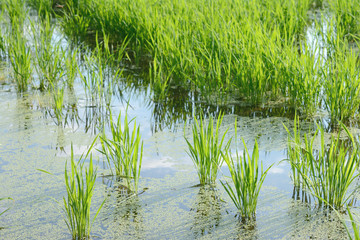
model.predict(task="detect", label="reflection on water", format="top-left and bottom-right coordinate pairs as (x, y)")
top-left (190, 186), bottom-right (222, 238)
top-left (102, 177), bottom-right (145, 240)
top-left (287, 201), bottom-right (348, 239)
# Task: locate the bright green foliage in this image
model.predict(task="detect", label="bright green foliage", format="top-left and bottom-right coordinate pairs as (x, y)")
top-left (323, 35), bottom-right (360, 124)
top-left (63, 145), bottom-right (104, 240)
top-left (347, 207), bottom-right (360, 240)
top-left (33, 14), bottom-right (66, 91)
top-left (100, 111), bottom-right (143, 193)
top-left (221, 127), bottom-right (272, 220)
top-left (287, 124), bottom-right (360, 209)
top-left (8, 33), bottom-right (32, 92)
top-left (329, 0), bottom-right (360, 40)
top-left (56, 0), bottom-right (314, 106)
top-left (185, 113), bottom-right (231, 185)
top-left (284, 116), bottom-right (305, 189)
top-left (53, 87), bottom-right (65, 125)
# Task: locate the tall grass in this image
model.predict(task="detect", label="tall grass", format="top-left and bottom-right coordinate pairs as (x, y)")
top-left (287, 123), bottom-right (360, 209)
top-left (221, 120), bottom-right (273, 220)
top-left (63, 144), bottom-right (105, 240)
top-left (100, 110), bottom-right (143, 193)
top-left (184, 113), bottom-right (231, 185)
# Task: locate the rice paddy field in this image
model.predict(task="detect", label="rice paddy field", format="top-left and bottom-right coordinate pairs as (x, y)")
top-left (1, 0), bottom-right (360, 239)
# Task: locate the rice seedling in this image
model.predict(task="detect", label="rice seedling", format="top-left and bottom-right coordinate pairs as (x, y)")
top-left (184, 112), bottom-right (231, 186)
top-left (4, 0), bottom-right (27, 31)
top-left (53, 86), bottom-right (65, 125)
top-left (287, 123), bottom-right (360, 209)
top-left (284, 116), bottom-right (304, 190)
top-left (52, 0), bottom-right (314, 106)
top-left (329, 0), bottom-right (360, 40)
top-left (221, 120), bottom-right (273, 220)
top-left (65, 47), bottom-right (79, 89)
top-left (347, 207), bottom-right (360, 240)
top-left (32, 15), bottom-right (66, 91)
top-left (0, 197), bottom-right (13, 217)
top-left (322, 34), bottom-right (360, 124)
top-left (63, 144), bottom-right (105, 240)
top-left (99, 110), bottom-right (143, 193)
top-left (8, 33), bottom-right (32, 92)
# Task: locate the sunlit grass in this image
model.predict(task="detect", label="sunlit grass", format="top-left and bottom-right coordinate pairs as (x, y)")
top-left (287, 123), bottom-right (360, 209)
top-left (221, 120), bottom-right (273, 220)
top-left (63, 144), bottom-right (105, 240)
top-left (185, 113), bottom-right (231, 185)
top-left (100, 110), bottom-right (143, 193)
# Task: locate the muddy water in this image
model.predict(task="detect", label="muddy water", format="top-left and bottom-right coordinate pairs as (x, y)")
top-left (0, 12), bottom-right (358, 240)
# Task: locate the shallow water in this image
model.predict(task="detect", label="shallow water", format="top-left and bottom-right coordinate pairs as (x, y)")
top-left (0, 9), bottom-right (359, 240)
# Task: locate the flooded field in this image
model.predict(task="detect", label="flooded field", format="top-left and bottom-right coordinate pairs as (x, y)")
top-left (1, 0), bottom-right (360, 239)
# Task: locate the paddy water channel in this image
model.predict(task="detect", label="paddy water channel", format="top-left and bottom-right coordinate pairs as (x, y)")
top-left (0, 10), bottom-right (359, 240)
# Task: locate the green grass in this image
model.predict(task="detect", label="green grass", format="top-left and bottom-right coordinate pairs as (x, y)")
top-left (8, 32), bottom-right (32, 92)
top-left (347, 207), bottom-right (360, 240)
top-left (100, 110), bottom-right (143, 193)
top-left (63, 144), bottom-right (105, 240)
top-left (32, 14), bottom-right (66, 91)
top-left (184, 112), bottom-right (231, 185)
top-left (221, 120), bottom-right (273, 220)
top-left (287, 123), bottom-right (360, 209)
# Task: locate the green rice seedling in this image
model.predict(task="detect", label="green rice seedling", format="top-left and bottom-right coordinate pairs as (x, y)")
top-left (53, 86), bottom-right (65, 125)
top-left (65, 47), bottom-right (79, 89)
top-left (322, 42), bottom-right (360, 124)
top-left (63, 144), bottom-right (105, 240)
top-left (347, 207), bottom-right (360, 240)
top-left (32, 16), bottom-right (66, 91)
top-left (27, 0), bottom-right (54, 18)
top-left (52, 0), bottom-right (314, 106)
top-left (4, 0), bottom-right (27, 31)
top-left (221, 120), bottom-right (273, 220)
top-left (100, 110), bottom-right (143, 193)
top-left (329, 0), bottom-right (360, 40)
top-left (8, 33), bottom-right (32, 92)
top-left (0, 197), bottom-right (13, 217)
top-left (283, 116), bottom-right (304, 190)
top-left (184, 112), bottom-right (231, 186)
top-left (289, 124), bottom-right (360, 209)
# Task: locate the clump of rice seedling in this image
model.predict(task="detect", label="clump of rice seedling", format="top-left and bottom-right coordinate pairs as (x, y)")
top-left (65, 47), bottom-right (79, 89)
top-left (100, 110), bottom-right (143, 193)
top-left (32, 15), bottom-right (66, 91)
top-left (53, 86), bottom-right (65, 125)
top-left (287, 123), bottom-right (360, 209)
top-left (322, 24), bottom-right (360, 125)
top-left (221, 120), bottom-right (272, 220)
top-left (8, 33), bottom-right (32, 92)
top-left (283, 116), bottom-right (310, 199)
top-left (184, 113), bottom-right (231, 186)
top-left (63, 144), bottom-right (105, 240)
